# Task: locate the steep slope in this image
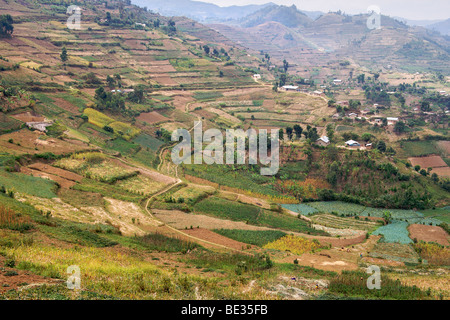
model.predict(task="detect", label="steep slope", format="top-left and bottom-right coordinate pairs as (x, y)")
top-left (427, 18), bottom-right (450, 36)
top-left (209, 10), bottom-right (450, 74)
top-left (238, 4), bottom-right (312, 28)
top-left (131, 0), bottom-right (275, 22)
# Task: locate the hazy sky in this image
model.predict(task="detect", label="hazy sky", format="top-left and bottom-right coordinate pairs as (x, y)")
top-left (200, 0), bottom-right (450, 20)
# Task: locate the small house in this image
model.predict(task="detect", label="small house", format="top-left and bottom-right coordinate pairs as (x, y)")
top-left (253, 74), bottom-right (261, 80)
top-left (345, 140), bottom-right (360, 147)
top-left (26, 121), bottom-right (53, 132)
top-left (387, 117), bottom-right (399, 125)
top-left (281, 85), bottom-right (299, 91)
top-left (316, 136), bottom-right (330, 147)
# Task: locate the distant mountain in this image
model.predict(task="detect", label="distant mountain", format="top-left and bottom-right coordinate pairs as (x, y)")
top-left (238, 4), bottom-right (313, 28)
top-left (393, 17), bottom-right (445, 28)
top-left (131, 0), bottom-right (275, 22)
top-left (208, 9), bottom-right (450, 74)
top-left (427, 18), bottom-right (450, 36)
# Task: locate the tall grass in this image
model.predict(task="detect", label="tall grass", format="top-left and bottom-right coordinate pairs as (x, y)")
top-left (0, 205), bottom-right (33, 232)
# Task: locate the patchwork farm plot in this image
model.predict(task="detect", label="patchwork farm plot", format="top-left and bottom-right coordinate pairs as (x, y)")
top-left (310, 214), bottom-right (380, 231)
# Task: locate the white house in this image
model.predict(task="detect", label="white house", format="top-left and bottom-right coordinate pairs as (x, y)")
top-left (345, 140), bottom-right (361, 147)
top-left (387, 117), bottom-right (399, 125)
top-left (282, 85), bottom-right (299, 91)
top-left (253, 74), bottom-right (261, 80)
top-left (333, 79), bottom-right (342, 85)
top-left (26, 121), bottom-right (53, 132)
top-left (316, 136), bottom-right (330, 147)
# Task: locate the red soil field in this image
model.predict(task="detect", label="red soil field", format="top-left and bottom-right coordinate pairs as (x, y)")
top-left (137, 111), bottom-right (169, 124)
top-left (408, 155), bottom-right (447, 168)
top-left (408, 224), bottom-right (450, 246)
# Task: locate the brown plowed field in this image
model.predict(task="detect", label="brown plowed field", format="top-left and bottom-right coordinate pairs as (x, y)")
top-left (183, 228), bottom-right (255, 251)
top-left (408, 224), bottom-right (450, 246)
top-left (137, 111), bottom-right (169, 124)
top-left (28, 163), bottom-right (83, 182)
top-left (408, 155), bottom-right (447, 168)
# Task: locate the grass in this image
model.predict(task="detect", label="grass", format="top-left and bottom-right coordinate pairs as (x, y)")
top-left (194, 197), bottom-right (327, 235)
top-left (73, 178), bottom-right (144, 202)
top-left (136, 233), bottom-right (199, 253)
top-left (0, 114), bottom-right (22, 133)
top-left (170, 185), bottom-right (215, 204)
top-left (420, 207), bottom-right (450, 224)
top-left (0, 205), bottom-right (33, 232)
top-left (38, 224), bottom-right (118, 248)
top-left (213, 229), bottom-right (286, 247)
top-left (82, 108), bottom-right (140, 140)
top-left (116, 175), bottom-right (165, 196)
top-left (369, 243), bottom-right (419, 264)
top-left (0, 170), bottom-right (58, 199)
top-left (263, 234), bottom-right (322, 255)
top-left (328, 270), bottom-right (428, 300)
top-left (183, 164), bottom-right (283, 198)
top-left (400, 141), bottom-right (441, 157)
top-left (414, 241), bottom-right (450, 266)
top-left (133, 133), bottom-right (164, 151)
top-left (193, 91), bottom-right (224, 101)
top-left (105, 138), bottom-right (141, 155)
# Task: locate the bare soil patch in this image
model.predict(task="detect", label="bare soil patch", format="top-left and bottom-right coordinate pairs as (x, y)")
top-left (431, 166), bottom-right (450, 178)
top-left (408, 155), bottom-right (447, 168)
top-left (10, 112), bottom-right (45, 123)
top-left (20, 167), bottom-right (77, 189)
top-left (0, 129), bottom-right (89, 155)
top-left (183, 228), bottom-right (254, 251)
top-left (408, 224), bottom-right (450, 246)
top-left (0, 255), bottom-right (60, 294)
top-left (137, 111), bottom-right (169, 124)
top-left (28, 163), bottom-right (83, 182)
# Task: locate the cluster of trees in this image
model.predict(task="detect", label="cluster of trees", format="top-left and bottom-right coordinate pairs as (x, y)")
top-left (279, 125), bottom-right (318, 142)
top-left (363, 84), bottom-right (391, 106)
top-left (0, 14), bottom-right (13, 38)
top-left (202, 45), bottom-right (229, 60)
top-left (94, 86), bottom-right (126, 112)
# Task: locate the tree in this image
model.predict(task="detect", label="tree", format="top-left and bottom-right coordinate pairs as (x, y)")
top-left (362, 133), bottom-right (372, 142)
top-left (326, 124), bottom-right (334, 141)
top-left (203, 45), bottom-right (210, 55)
top-left (272, 81), bottom-right (278, 92)
top-left (279, 73), bottom-right (287, 87)
top-left (383, 211), bottom-right (392, 224)
top-left (60, 47), bottom-right (68, 63)
top-left (420, 100), bottom-right (431, 112)
top-left (376, 140), bottom-right (386, 152)
top-left (293, 125), bottom-right (303, 139)
top-left (0, 14), bottom-right (14, 38)
top-left (431, 173), bottom-right (439, 182)
top-left (283, 59), bottom-right (289, 73)
top-left (394, 121), bottom-right (406, 134)
top-left (106, 75), bottom-right (115, 88)
top-left (357, 74), bottom-right (365, 84)
top-left (327, 161), bottom-right (339, 186)
top-left (286, 127), bottom-right (293, 140)
top-left (278, 128), bottom-right (284, 141)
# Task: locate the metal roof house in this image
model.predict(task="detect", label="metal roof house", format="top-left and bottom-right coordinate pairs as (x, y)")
top-left (316, 136), bottom-right (330, 147)
top-left (345, 140), bottom-right (361, 147)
